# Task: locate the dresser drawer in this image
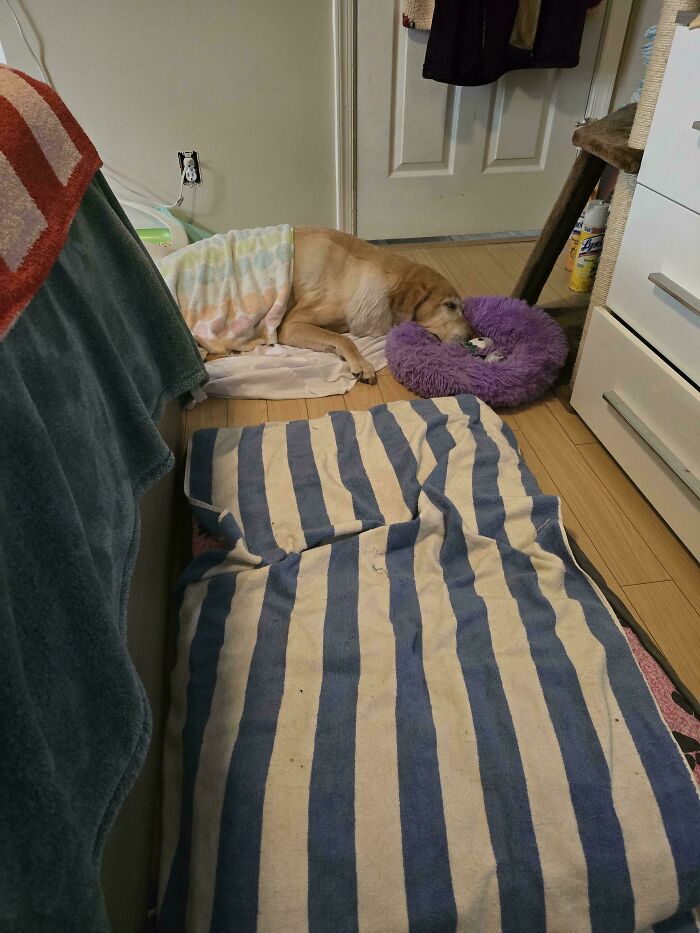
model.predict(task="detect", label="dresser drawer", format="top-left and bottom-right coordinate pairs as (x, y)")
top-left (572, 307), bottom-right (700, 559)
top-left (638, 24), bottom-right (700, 215)
top-left (607, 184), bottom-right (700, 383)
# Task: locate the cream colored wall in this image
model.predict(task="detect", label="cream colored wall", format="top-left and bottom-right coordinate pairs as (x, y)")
top-left (612, 0), bottom-right (664, 110)
top-left (0, 0), bottom-right (337, 233)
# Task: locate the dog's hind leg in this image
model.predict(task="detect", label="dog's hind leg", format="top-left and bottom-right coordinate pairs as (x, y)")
top-left (278, 319), bottom-right (376, 384)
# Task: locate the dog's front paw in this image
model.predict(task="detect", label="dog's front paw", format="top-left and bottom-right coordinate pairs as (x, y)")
top-left (352, 359), bottom-right (376, 384)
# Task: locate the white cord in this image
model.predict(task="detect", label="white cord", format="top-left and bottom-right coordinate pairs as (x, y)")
top-left (100, 159), bottom-right (188, 211)
top-left (101, 165), bottom-right (161, 204)
top-left (3, 0), bottom-right (54, 87)
top-left (162, 167), bottom-right (186, 209)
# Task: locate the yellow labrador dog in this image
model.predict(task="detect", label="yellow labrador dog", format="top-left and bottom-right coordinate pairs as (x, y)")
top-left (279, 226), bottom-right (473, 384)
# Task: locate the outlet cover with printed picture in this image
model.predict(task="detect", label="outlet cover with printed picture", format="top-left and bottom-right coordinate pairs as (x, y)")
top-left (178, 150), bottom-right (203, 186)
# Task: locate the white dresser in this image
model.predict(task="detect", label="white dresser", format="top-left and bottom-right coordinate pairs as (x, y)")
top-left (572, 18), bottom-right (700, 560)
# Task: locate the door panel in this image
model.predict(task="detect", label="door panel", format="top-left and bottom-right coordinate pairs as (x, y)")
top-left (484, 70), bottom-right (557, 170)
top-left (357, 0), bottom-right (607, 239)
top-left (390, 29), bottom-right (459, 173)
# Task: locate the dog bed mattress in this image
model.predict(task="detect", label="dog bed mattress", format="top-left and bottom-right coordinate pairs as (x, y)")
top-left (386, 296), bottom-right (569, 407)
top-left (159, 396), bottom-right (700, 932)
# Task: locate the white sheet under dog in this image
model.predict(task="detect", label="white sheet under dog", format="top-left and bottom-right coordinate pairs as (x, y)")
top-left (197, 334), bottom-right (387, 400)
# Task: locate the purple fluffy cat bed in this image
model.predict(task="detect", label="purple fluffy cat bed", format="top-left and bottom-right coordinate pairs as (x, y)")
top-left (386, 295), bottom-right (568, 408)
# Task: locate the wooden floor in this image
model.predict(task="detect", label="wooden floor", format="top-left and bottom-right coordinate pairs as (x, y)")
top-left (186, 239), bottom-right (700, 699)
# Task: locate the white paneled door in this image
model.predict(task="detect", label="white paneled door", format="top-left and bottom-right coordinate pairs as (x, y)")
top-left (356, 1), bottom-right (608, 239)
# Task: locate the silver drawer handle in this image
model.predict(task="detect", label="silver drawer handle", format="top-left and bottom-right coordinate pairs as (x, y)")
top-left (603, 391), bottom-right (700, 500)
top-left (648, 272), bottom-right (700, 318)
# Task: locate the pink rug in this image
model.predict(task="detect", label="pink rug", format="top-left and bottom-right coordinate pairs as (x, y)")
top-left (624, 628), bottom-right (700, 785)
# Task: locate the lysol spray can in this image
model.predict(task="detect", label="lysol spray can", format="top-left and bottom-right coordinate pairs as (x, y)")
top-left (565, 207), bottom-right (586, 272)
top-left (570, 200), bottom-right (610, 293)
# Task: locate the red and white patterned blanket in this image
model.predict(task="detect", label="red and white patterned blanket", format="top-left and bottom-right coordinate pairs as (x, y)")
top-left (0, 67), bottom-right (101, 339)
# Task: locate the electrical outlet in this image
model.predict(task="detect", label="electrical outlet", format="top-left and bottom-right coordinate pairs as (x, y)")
top-left (177, 150), bottom-right (203, 187)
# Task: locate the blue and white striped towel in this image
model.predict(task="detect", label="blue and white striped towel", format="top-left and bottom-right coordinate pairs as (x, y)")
top-left (159, 396), bottom-right (700, 933)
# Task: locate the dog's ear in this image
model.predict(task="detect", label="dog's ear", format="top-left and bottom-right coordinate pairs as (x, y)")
top-left (394, 281), bottom-right (429, 321)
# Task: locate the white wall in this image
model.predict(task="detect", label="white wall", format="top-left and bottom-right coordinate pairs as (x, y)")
top-left (0, 0), bottom-right (337, 233)
top-left (611, 0), bottom-right (663, 110)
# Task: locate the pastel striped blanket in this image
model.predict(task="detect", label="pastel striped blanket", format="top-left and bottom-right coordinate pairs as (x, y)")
top-left (159, 396), bottom-right (700, 932)
top-left (157, 225), bottom-right (293, 357)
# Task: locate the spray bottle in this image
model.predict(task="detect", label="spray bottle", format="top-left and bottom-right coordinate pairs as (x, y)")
top-left (565, 207), bottom-right (586, 272)
top-left (569, 200), bottom-right (610, 293)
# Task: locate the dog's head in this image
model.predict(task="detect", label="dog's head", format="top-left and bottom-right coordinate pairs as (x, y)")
top-left (415, 292), bottom-right (473, 343)
top-left (395, 267), bottom-right (473, 343)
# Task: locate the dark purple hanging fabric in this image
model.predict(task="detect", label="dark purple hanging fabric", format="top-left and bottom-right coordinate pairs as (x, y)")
top-left (423, 0), bottom-right (589, 87)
